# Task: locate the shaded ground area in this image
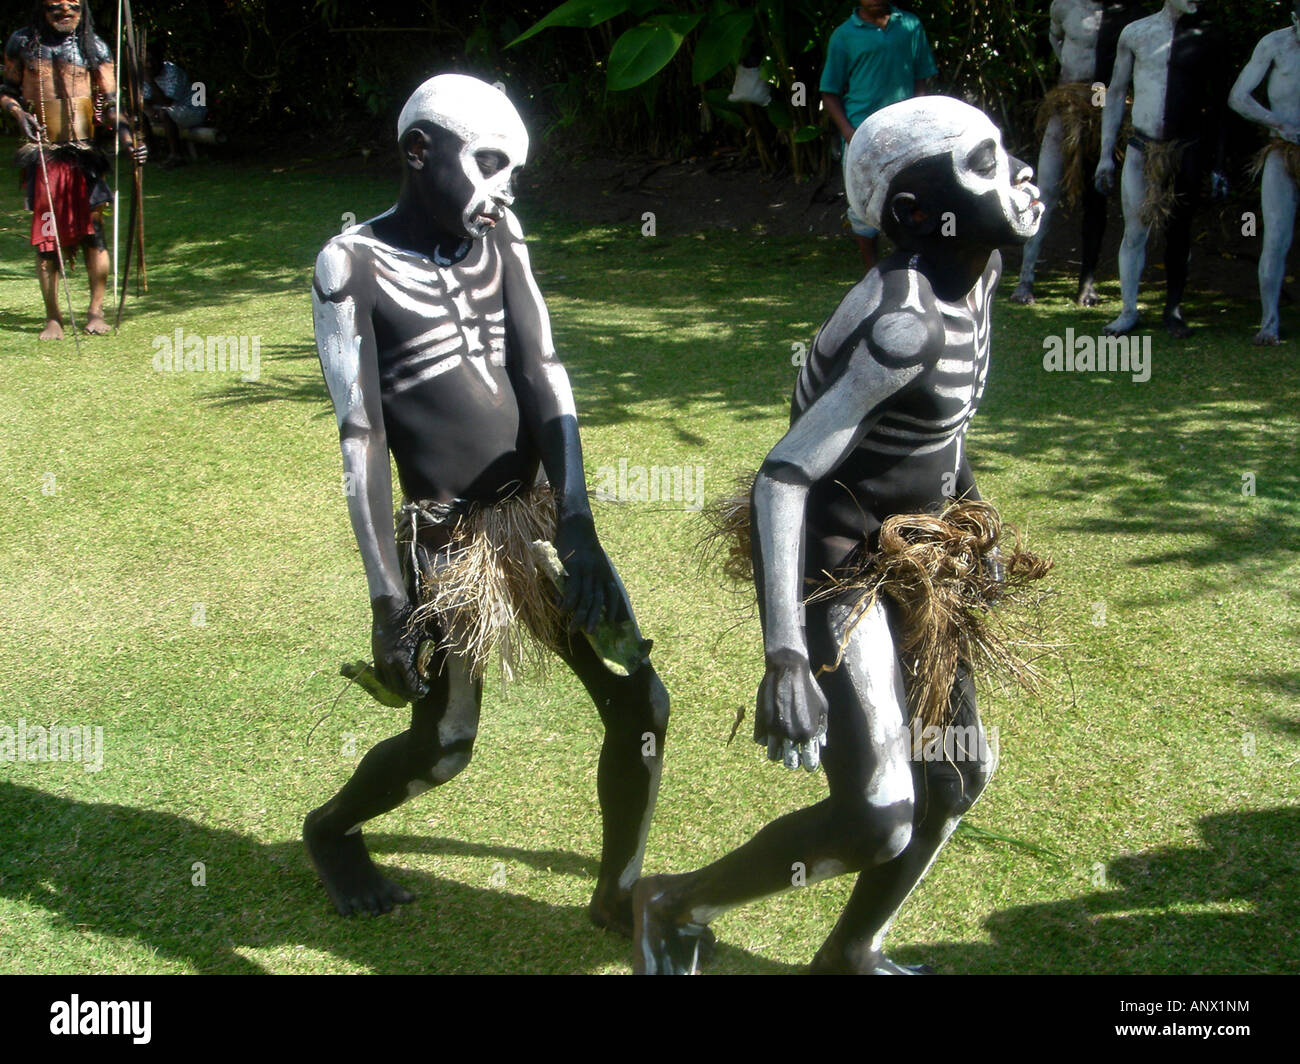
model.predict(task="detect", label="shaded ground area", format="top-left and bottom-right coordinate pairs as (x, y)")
top-left (523, 148), bottom-right (1279, 308)
top-left (230, 128), bottom-right (1285, 309)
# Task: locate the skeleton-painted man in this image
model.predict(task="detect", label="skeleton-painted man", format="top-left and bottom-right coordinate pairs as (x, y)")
top-left (306, 75), bottom-right (669, 931)
top-left (1229, 2), bottom-right (1300, 346)
top-left (1095, 0), bottom-right (1228, 339)
top-left (1011, 0), bottom-right (1144, 306)
top-left (0, 1), bottom-right (146, 339)
top-left (633, 97), bottom-right (1043, 974)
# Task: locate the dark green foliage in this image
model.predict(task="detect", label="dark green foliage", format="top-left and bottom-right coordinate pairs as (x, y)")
top-left (42, 2), bottom-right (1296, 162)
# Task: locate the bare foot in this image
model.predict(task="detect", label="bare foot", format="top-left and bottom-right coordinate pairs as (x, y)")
top-left (1009, 281), bottom-right (1035, 305)
top-left (631, 875), bottom-right (715, 975)
top-left (39, 318), bottom-right (64, 341)
top-left (303, 807), bottom-right (414, 917)
top-left (1076, 281), bottom-right (1101, 307)
top-left (1103, 311), bottom-right (1140, 336)
top-left (809, 939), bottom-right (936, 974)
top-left (589, 887), bottom-right (635, 938)
top-left (1163, 310), bottom-right (1193, 340)
top-left (1253, 326), bottom-right (1282, 346)
top-left (84, 311), bottom-right (110, 336)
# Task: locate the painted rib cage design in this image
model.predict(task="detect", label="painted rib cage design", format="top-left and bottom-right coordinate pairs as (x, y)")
top-left (356, 234), bottom-right (508, 398)
top-left (795, 267), bottom-right (995, 476)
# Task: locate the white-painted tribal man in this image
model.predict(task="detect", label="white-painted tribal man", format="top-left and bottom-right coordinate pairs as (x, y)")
top-left (1095, 0), bottom-right (1229, 339)
top-left (1011, 0), bottom-right (1144, 307)
top-left (1229, 1), bottom-right (1300, 345)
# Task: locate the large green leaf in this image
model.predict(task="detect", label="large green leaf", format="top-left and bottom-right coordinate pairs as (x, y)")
top-left (507, 0), bottom-right (634, 49)
top-left (793, 124), bottom-right (821, 143)
top-left (606, 14), bottom-right (701, 91)
top-left (691, 9), bottom-right (755, 84)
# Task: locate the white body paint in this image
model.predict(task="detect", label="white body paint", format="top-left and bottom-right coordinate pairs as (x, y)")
top-left (847, 97), bottom-right (1037, 237)
top-left (1015, 0), bottom-right (1103, 293)
top-left (397, 75), bottom-right (528, 239)
top-left (1097, 1), bottom-right (1202, 332)
top-left (827, 600), bottom-right (912, 810)
top-left (1056, 0), bottom-right (1105, 82)
top-left (1230, 22), bottom-right (1300, 343)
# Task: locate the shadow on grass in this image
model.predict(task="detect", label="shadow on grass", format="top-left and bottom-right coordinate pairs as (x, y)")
top-left (202, 341), bottom-right (330, 411)
top-left (0, 781), bottom-right (792, 974)
top-left (975, 287), bottom-right (1300, 591)
top-left (921, 806), bottom-right (1300, 974)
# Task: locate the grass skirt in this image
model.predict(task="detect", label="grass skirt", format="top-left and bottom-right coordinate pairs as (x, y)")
top-left (702, 478), bottom-right (1053, 731)
top-left (1250, 135), bottom-right (1300, 188)
top-left (1132, 135), bottom-right (1189, 231)
top-left (397, 485), bottom-right (565, 682)
top-left (1036, 82), bottom-right (1103, 212)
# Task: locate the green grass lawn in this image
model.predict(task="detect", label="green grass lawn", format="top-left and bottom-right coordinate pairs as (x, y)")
top-left (1, 148), bottom-right (1297, 974)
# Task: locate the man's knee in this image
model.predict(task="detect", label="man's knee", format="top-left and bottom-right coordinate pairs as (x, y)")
top-left (645, 669), bottom-right (670, 733)
top-left (1120, 226), bottom-right (1148, 251)
top-left (921, 739), bottom-right (994, 821)
top-left (85, 218), bottom-right (107, 252)
top-left (835, 796), bottom-right (914, 870)
top-left (595, 661), bottom-right (669, 736)
top-left (411, 735), bottom-right (475, 790)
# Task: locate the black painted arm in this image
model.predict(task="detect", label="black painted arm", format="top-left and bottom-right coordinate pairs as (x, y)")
top-left (500, 210), bottom-right (616, 631)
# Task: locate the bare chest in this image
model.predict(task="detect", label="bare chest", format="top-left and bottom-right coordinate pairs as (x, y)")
top-left (1060, 0), bottom-right (1104, 73)
top-left (365, 240), bottom-right (510, 401)
top-left (1267, 37), bottom-right (1300, 118)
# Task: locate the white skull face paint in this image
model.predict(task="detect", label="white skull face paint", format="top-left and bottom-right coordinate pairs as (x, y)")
top-left (847, 96), bottom-right (1041, 242)
top-left (951, 124), bottom-right (1043, 241)
top-left (397, 74), bottom-right (529, 240)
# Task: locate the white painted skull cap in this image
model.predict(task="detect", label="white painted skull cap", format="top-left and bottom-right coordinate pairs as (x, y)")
top-left (846, 96), bottom-right (996, 232)
top-left (397, 74), bottom-right (528, 162)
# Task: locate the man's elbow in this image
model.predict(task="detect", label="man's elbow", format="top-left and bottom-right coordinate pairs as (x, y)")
top-left (1226, 88), bottom-right (1252, 118)
top-left (338, 409), bottom-right (379, 448)
top-left (757, 458), bottom-right (811, 491)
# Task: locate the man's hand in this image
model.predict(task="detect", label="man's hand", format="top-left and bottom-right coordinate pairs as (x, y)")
top-left (755, 648), bottom-right (828, 771)
top-left (121, 132), bottom-right (147, 165)
top-left (554, 512), bottom-right (623, 634)
top-left (370, 598), bottom-right (428, 704)
top-left (1278, 122), bottom-right (1300, 146)
top-left (14, 109), bottom-right (41, 142)
top-left (1094, 158), bottom-right (1116, 196)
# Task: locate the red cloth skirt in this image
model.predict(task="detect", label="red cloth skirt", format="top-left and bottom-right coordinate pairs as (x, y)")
top-left (25, 153), bottom-right (100, 254)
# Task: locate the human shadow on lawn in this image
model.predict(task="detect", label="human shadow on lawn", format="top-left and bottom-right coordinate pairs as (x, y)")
top-left (922, 806), bottom-right (1300, 974)
top-left (203, 341), bottom-right (330, 411)
top-left (0, 781), bottom-right (794, 974)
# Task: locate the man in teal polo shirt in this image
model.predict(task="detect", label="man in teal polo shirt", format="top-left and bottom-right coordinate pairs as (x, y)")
top-left (821, 2), bottom-right (938, 267)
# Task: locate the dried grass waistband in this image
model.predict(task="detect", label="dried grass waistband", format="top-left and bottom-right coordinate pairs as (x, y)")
top-left (701, 478), bottom-right (1054, 730)
top-left (397, 485), bottom-right (564, 682)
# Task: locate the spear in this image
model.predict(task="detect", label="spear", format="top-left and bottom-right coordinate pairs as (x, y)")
top-left (34, 54), bottom-right (81, 354)
top-left (112, 0), bottom-right (121, 304)
top-left (114, 0), bottom-right (146, 330)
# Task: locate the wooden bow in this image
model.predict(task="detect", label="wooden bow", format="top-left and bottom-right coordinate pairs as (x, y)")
top-left (114, 0), bottom-right (146, 330)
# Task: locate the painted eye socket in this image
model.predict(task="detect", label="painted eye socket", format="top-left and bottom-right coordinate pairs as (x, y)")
top-left (475, 150), bottom-right (509, 178)
top-left (965, 140), bottom-right (999, 179)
